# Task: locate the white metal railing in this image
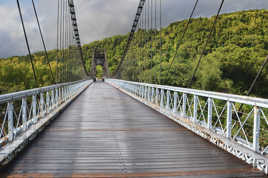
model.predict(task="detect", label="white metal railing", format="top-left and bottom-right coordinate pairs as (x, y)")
top-left (107, 79), bottom-right (268, 174)
top-left (0, 80), bottom-right (91, 147)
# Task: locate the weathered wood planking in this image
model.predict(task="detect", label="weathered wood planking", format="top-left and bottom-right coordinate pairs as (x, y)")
top-left (1, 82), bottom-right (266, 177)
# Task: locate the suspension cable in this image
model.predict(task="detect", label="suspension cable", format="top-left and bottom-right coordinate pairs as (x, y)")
top-left (65, 1), bottom-right (68, 82)
top-left (141, 7), bottom-right (144, 82)
top-left (167, 0), bottom-right (199, 73)
top-left (237, 55), bottom-right (268, 114)
top-left (113, 0), bottom-right (146, 77)
top-left (139, 13), bottom-right (142, 82)
top-left (68, 0), bottom-right (89, 78)
top-left (59, 0), bottom-right (63, 82)
top-left (63, 0), bottom-right (67, 82)
top-left (31, 0), bottom-right (55, 84)
top-left (59, 0), bottom-right (62, 83)
top-left (159, 0), bottom-right (162, 84)
top-left (150, 0), bottom-right (153, 72)
top-left (144, 0), bottom-right (147, 81)
top-left (16, 0), bottom-right (38, 87)
top-left (188, 0), bottom-right (225, 87)
top-left (56, 0), bottom-right (60, 83)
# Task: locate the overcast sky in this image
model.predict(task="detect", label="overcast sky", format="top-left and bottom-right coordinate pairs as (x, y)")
top-left (0, 0), bottom-right (267, 58)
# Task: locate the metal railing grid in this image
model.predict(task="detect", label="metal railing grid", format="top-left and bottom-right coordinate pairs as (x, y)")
top-left (107, 79), bottom-right (268, 174)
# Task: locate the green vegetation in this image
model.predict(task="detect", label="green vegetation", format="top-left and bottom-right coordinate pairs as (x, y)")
top-left (0, 9), bottom-right (267, 98)
top-left (82, 9), bottom-right (268, 98)
top-left (0, 48), bottom-right (86, 94)
top-left (96, 65), bottom-right (104, 78)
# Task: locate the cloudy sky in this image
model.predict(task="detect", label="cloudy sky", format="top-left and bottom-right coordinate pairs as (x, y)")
top-left (0, 0), bottom-right (267, 58)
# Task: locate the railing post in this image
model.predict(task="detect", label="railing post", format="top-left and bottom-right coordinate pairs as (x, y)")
top-left (46, 91), bottom-right (50, 113)
top-left (22, 97), bottom-right (27, 131)
top-left (147, 87), bottom-right (150, 102)
top-left (131, 84), bottom-right (134, 94)
top-left (7, 102), bottom-right (14, 142)
top-left (226, 101), bottom-right (232, 138)
top-left (62, 87), bottom-right (65, 102)
top-left (207, 98), bottom-right (212, 129)
top-left (151, 88), bottom-right (154, 103)
top-left (182, 93), bottom-right (187, 117)
top-left (253, 106), bottom-right (260, 152)
top-left (134, 84), bottom-right (136, 95)
top-left (68, 86), bottom-right (71, 98)
top-left (139, 86), bottom-right (142, 97)
top-left (193, 95), bottom-right (198, 122)
top-left (160, 89), bottom-right (164, 109)
top-left (141, 86), bottom-right (144, 98)
top-left (66, 87), bottom-right (68, 100)
top-left (143, 86), bottom-right (146, 100)
top-left (165, 91), bottom-right (170, 110)
top-left (55, 88), bottom-right (59, 106)
top-left (66, 86), bottom-right (68, 99)
top-left (32, 94), bottom-right (37, 123)
top-left (51, 89), bottom-right (55, 109)
top-left (155, 88), bottom-right (159, 104)
top-left (40, 93), bottom-right (45, 117)
top-left (172, 92), bottom-right (178, 114)
top-left (60, 87), bottom-right (63, 103)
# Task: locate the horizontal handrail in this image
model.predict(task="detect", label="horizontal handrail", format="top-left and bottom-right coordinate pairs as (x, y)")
top-left (110, 79), bottom-right (268, 108)
top-left (0, 80), bottom-right (92, 147)
top-left (0, 80), bottom-right (86, 104)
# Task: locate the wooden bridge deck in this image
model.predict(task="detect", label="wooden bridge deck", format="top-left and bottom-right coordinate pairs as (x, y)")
top-left (1, 82), bottom-right (266, 177)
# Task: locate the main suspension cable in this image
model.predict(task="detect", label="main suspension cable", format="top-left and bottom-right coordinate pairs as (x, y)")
top-left (31, 0), bottom-right (55, 84)
top-left (188, 0), bottom-right (225, 87)
top-left (68, 0), bottom-right (89, 78)
top-left (16, 0), bottom-right (38, 87)
top-left (113, 0), bottom-right (146, 77)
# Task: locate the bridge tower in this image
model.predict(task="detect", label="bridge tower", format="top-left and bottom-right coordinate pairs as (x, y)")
top-left (91, 49), bottom-right (109, 79)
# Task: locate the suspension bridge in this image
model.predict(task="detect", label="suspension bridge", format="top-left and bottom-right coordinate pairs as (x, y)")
top-left (0, 0), bottom-right (267, 177)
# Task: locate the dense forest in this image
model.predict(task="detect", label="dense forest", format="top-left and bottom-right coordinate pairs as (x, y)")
top-left (0, 9), bottom-right (267, 98)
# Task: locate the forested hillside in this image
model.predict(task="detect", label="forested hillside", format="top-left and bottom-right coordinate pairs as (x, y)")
top-left (1, 9), bottom-right (267, 98)
top-left (82, 9), bottom-right (268, 97)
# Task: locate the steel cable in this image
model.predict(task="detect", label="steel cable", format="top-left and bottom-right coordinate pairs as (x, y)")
top-left (159, 0), bottom-right (162, 84)
top-left (16, 0), bottom-right (38, 87)
top-left (167, 0), bottom-right (199, 73)
top-left (32, 0), bottom-right (55, 84)
top-left (188, 0), bottom-right (225, 87)
top-left (56, 0), bottom-right (60, 83)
